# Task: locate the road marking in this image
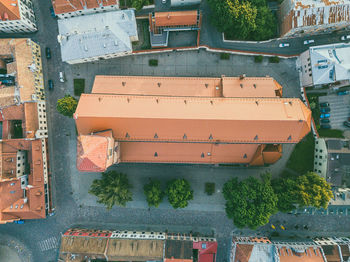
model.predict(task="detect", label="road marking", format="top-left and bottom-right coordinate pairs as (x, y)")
top-left (38, 236), bottom-right (58, 251)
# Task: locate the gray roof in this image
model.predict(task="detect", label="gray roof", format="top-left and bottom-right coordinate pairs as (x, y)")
top-left (57, 10), bottom-right (137, 62)
top-left (309, 43), bottom-right (350, 86)
top-left (327, 139), bottom-right (343, 150)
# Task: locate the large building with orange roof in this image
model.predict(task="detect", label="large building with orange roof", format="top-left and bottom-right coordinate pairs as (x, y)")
top-left (149, 10), bottom-right (201, 47)
top-left (74, 75), bottom-right (311, 171)
top-left (0, 38), bottom-right (50, 223)
top-left (51, 0), bottom-right (119, 19)
top-left (0, 0), bottom-right (36, 33)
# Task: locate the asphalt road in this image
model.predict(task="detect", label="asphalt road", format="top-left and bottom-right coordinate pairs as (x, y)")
top-left (0, 1), bottom-right (350, 262)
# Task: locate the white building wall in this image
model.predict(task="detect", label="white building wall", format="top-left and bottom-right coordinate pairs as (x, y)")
top-left (314, 138), bottom-right (328, 180)
top-left (56, 4), bottom-right (119, 19)
top-left (66, 50), bottom-right (132, 65)
top-left (300, 50), bottom-right (313, 87)
top-left (0, 0), bottom-right (37, 33)
top-left (16, 151), bottom-right (26, 178)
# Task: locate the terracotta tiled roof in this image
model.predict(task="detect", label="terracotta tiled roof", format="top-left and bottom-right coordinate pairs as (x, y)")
top-left (234, 244), bottom-right (254, 262)
top-left (75, 95), bottom-right (311, 144)
top-left (1, 104), bottom-right (24, 120)
top-left (92, 75), bottom-right (281, 98)
top-left (0, 0), bottom-right (20, 21)
top-left (52, 0), bottom-right (118, 15)
top-left (278, 246), bottom-right (325, 262)
top-left (120, 142), bottom-right (260, 164)
top-left (154, 10), bottom-right (198, 27)
top-left (0, 87), bottom-right (17, 107)
top-left (24, 102), bottom-right (38, 139)
top-left (77, 134), bottom-right (109, 172)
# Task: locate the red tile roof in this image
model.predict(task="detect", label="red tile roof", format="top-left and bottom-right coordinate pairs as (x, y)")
top-left (154, 10), bottom-right (198, 27)
top-left (52, 0), bottom-right (118, 15)
top-left (0, 0), bottom-right (20, 21)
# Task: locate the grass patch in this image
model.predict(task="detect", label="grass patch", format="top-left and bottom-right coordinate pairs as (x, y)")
top-left (268, 56), bottom-right (280, 63)
top-left (149, 59), bottom-right (158, 66)
top-left (141, 19), bottom-right (151, 50)
top-left (220, 53), bottom-right (230, 60)
top-left (318, 129), bottom-right (344, 138)
top-left (74, 79), bottom-right (85, 96)
top-left (205, 183), bottom-right (215, 196)
top-left (254, 55), bottom-right (263, 63)
top-left (286, 133), bottom-right (315, 174)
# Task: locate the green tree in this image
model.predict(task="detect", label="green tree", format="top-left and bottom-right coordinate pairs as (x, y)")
top-left (166, 179), bottom-right (193, 209)
top-left (250, 6), bottom-right (276, 41)
top-left (272, 172), bottom-right (333, 212)
top-left (89, 171), bottom-right (132, 210)
top-left (56, 95), bottom-right (78, 118)
top-left (144, 179), bottom-right (164, 208)
top-left (132, 0), bottom-right (151, 11)
top-left (223, 174), bottom-right (278, 229)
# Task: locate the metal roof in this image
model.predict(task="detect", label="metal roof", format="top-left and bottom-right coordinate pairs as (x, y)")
top-left (57, 10), bottom-right (137, 62)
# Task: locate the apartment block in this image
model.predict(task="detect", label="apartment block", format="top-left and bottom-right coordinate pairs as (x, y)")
top-left (300, 43), bottom-right (350, 88)
top-left (57, 9), bottom-right (138, 64)
top-left (280, 0), bottom-right (350, 37)
top-left (0, 38), bottom-right (50, 224)
top-left (0, 0), bottom-right (36, 33)
top-left (51, 0), bottom-right (119, 19)
top-left (74, 75), bottom-right (311, 171)
top-left (58, 228), bottom-right (217, 262)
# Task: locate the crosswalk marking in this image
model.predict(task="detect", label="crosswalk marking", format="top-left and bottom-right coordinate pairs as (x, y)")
top-left (38, 236), bottom-right (58, 251)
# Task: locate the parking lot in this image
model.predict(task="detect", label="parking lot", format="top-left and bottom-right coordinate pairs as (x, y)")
top-left (319, 94), bottom-right (350, 130)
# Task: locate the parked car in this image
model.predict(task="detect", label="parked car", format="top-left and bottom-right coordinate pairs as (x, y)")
top-left (48, 79), bottom-right (54, 90)
top-left (320, 124), bottom-right (331, 129)
top-left (162, 0), bottom-right (166, 3)
top-left (14, 220), bottom-right (24, 224)
top-left (320, 113), bottom-right (330, 119)
top-left (50, 7), bottom-right (56, 18)
top-left (344, 121), bottom-right (350, 127)
top-left (337, 90), bottom-right (349, 95)
top-left (45, 47), bottom-right (51, 59)
top-left (320, 119), bottom-right (330, 123)
top-left (303, 39), bottom-right (315, 45)
top-left (320, 107), bottom-right (331, 113)
top-left (59, 71), bottom-right (65, 83)
top-left (340, 35), bottom-right (350, 41)
top-left (279, 43), bottom-right (290, 48)
top-left (319, 102), bottom-right (329, 107)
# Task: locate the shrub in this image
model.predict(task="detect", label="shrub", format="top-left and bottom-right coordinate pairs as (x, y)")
top-left (220, 53), bottom-right (230, 60)
top-left (144, 179), bottom-right (164, 208)
top-left (166, 179), bottom-right (193, 209)
top-left (254, 55), bottom-right (263, 63)
top-left (149, 59), bottom-right (158, 66)
top-left (56, 95), bottom-right (78, 118)
top-left (269, 56), bottom-right (280, 63)
top-left (205, 182), bottom-right (215, 195)
top-left (74, 79), bottom-right (85, 96)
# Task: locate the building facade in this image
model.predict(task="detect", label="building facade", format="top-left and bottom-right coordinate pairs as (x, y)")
top-left (0, 39), bottom-right (50, 224)
top-left (149, 10), bottom-right (201, 47)
top-left (280, 0), bottom-right (350, 37)
top-left (73, 75), bottom-right (311, 171)
top-left (59, 228), bottom-right (217, 262)
top-left (51, 0), bottom-right (119, 19)
top-left (171, 0), bottom-right (201, 7)
top-left (0, 0), bottom-right (37, 33)
top-left (300, 43), bottom-right (350, 88)
top-left (57, 10), bottom-right (138, 64)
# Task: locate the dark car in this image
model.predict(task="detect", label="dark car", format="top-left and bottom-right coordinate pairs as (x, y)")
top-left (320, 124), bottom-right (331, 129)
top-left (320, 119), bottom-right (330, 124)
top-left (320, 107), bottom-right (331, 113)
top-left (344, 121), bottom-right (350, 128)
top-left (319, 102), bottom-right (329, 107)
top-left (48, 79), bottom-right (54, 90)
top-left (45, 47), bottom-right (51, 59)
top-left (50, 7), bottom-right (57, 18)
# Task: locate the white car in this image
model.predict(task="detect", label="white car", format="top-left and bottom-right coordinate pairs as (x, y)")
top-left (162, 0), bottom-right (166, 3)
top-left (303, 39), bottom-right (315, 45)
top-left (59, 71), bottom-right (65, 83)
top-left (279, 43), bottom-right (290, 48)
top-left (340, 35), bottom-right (350, 41)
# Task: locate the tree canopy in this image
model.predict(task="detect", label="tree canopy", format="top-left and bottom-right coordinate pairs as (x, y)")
top-left (144, 179), bottom-right (164, 208)
top-left (272, 172), bottom-right (333, 212)
top-left (89, 171), bottom-right (132, 210)
top-left (166, 179), bottom-right (194, 209)
top-left (56, 95), bottom-right (78, 118)
top-left (131, 0), bottom-right (152, 11)
top-left (207, 0), bottom-right (276, 41)
top-left (223, 174), bottom-right (278, 229)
